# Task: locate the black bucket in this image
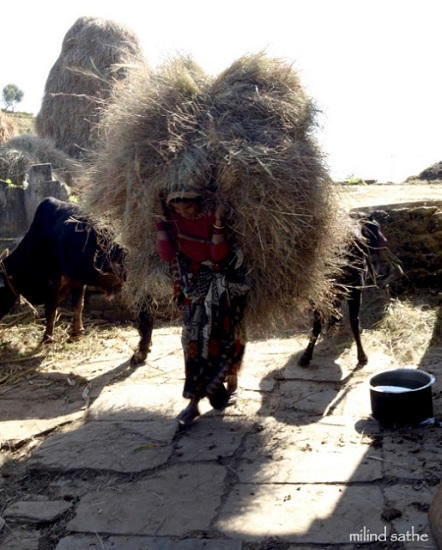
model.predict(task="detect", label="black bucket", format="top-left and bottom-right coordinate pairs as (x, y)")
top-left (369, 368), bottom-right (436, 427)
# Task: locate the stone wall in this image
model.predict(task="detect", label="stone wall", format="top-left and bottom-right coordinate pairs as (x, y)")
top-left (0, 163), bottom-right (69, 249)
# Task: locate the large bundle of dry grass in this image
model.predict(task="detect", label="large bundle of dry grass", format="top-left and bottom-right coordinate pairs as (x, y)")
top-left (35, 16), bottom-right (146, 161)
top-left (0, 135), bottom-right (78, 185)
top-left (83, 53), bottom-right (353, 324)
top-left (0, 111), bottom-right (16, 143)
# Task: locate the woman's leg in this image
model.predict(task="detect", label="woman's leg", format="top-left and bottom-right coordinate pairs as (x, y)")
top-left (177, 302), bottom-right (206, 424)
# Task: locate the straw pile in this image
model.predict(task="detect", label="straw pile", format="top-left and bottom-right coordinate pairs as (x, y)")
top-left (0, 111), bottom-right (16, 143)
top-left (35, 16), bottom-right (146, 161)
top-left (0, 135), bottom-right (78, 185)
top-left (83, 53), bottom-right (352, 324)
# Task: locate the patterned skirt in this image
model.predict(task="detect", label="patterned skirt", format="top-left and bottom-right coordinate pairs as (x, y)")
top-left (172, 251), bottom-right (251, 402)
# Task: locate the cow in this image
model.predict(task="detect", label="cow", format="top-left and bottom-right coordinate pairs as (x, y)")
top-left (0, 197), bottom-right (153, 366)
top-left (298, 215), bottom-right (390, 368)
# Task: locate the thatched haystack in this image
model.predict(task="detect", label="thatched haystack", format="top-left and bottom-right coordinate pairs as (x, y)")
top-left (0, 111), bottom-right (16, 143)
top-left (0, 135), bottom-right (78, 185)
top-left (83, 53), bottom-right (352, 324)
top-left (35, 16), bottom-right (146, 161)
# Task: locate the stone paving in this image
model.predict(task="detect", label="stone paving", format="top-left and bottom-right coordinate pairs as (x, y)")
top-left (0, 320), bottom-right (441, 550)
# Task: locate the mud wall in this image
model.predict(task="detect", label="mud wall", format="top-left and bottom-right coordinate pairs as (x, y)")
top-left (356, 202), bottom-right (442, 293)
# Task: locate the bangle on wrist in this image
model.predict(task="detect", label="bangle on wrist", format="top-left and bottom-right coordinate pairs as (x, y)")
top-left (213, 224), bottom-right (225, 230)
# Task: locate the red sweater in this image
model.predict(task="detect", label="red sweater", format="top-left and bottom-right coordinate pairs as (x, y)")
top-left (156, 211), bottom-right (229, 263)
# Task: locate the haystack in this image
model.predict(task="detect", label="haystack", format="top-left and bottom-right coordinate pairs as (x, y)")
top-left (0, 135), bottom-right (78, 185)
top-left (83, 53), bottom-right (352, 324)
top-left (35, 16), bottom-right (146, 161)
top-left (0, 111), bottom-right (16, 143)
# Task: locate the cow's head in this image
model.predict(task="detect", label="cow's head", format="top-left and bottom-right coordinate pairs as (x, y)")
top-left (95, 273), bottom-right (124, 296)
top-left (359, 216), bottom-right (405, 286)
top-left (361, 218), bottom-right (388, 251)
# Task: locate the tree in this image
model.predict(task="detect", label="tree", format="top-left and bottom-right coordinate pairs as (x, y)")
top-left (2, 84), bottom-right (24, 111)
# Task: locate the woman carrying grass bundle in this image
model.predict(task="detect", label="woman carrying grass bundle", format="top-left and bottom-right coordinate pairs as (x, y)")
top-left (155, 189), bottom-right (251, 427)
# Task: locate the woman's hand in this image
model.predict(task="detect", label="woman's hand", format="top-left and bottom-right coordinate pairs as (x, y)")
top-left (154, 196), bottom-right (166, 220)
top-left (214, 203), bottom-right (226, 226)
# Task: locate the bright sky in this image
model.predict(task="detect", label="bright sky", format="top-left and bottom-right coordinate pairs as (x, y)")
top-left (2, 0), bottom-right (442, 182)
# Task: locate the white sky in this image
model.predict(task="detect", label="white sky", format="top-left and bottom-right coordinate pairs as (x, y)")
top-left (2, 0), bottom-right (442, 182)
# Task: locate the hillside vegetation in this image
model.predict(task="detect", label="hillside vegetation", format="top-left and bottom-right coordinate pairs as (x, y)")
top-left (2, 110), bottom-right (36, 135)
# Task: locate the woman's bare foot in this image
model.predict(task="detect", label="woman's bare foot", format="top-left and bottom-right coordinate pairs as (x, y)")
top-left (177, 400), bottom-right (200, 427)
top-left (226, 374), bottom-right (238, 396)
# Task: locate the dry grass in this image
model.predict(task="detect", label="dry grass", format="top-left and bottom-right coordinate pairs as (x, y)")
top-left (82, 52), bottom-right (354, 325)
top-left (369, 297), bottom-right (440, 365)
top-left (0, 303), bottom-right (139, 388)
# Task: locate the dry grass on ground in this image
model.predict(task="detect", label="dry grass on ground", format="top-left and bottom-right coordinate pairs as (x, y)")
top-left (371, 297), bottom-right (440, 364)
top-left (0, 306), bottom-right (141, 389)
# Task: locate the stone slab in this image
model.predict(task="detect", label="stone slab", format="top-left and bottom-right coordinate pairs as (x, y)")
top-left (0, 529), bottom-right (40, 550)
top-left (0, 376), bottom-right (85, 443)
top-left (244, 338), bottom-right (305, 370)
top-left (382, 429), bottom-right (442, 481)
top-left (429, 481), bottom-right (442, 550)
top-left (86, 382), bottom-right (185, 422)
top-left (28, 421), bottom-right (175, 473)
top-left (280, 350), bottom-right (360, 382)
top-left (383, 483), bottom-right (439, 549)
top-left (238, 371), bottom-right (276, 392)
top-left (216, 483), bottom-right (386, 544)
top-left (0, 411), bottom-right (84, 447)
top-left (286, 546), bottom-right (351, 550)
top-left (327, 380), bottom-right (373, 418)
top-left (67, 464), bottom-right (226, 536)
top-left (238, 416), bottom-right (382, 483)
top-left (56, 535), bottom-right (241, 550)
top-left (276, 379), bottom-right (341, 416)
top-left (3, 500), bottom-right (73, 523)
top-left (223, 388), bottom-right (266, 417)
top-left (174, 416), bottom-right (254, 461)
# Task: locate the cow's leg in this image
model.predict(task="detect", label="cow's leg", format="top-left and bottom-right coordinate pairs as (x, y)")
top-left (71, 285), bottom-right (86, 337)
top-left (43, 289), bottom-right (59, 343)
top-left (299, 309), bottom-right (322, 366)
top-left (348, 288), bottom-right (368, 367)
top-left (130, 302), bottom-right (154, 366)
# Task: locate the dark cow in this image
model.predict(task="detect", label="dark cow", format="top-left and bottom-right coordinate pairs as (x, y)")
top-left (299, 216), bottom-right (388, 368)
top-left (0, 197), bottom-right (152, 365)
